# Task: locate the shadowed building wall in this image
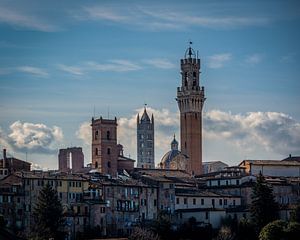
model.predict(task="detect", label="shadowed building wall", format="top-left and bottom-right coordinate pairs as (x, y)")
top-left (58, 147), bottom-right (84, 173)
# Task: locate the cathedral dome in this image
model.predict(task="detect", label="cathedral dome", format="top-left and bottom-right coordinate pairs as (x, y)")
top-left (160, 135), bottom-right (188, 170)
top-left (161, 149), bottom-right (181, 166)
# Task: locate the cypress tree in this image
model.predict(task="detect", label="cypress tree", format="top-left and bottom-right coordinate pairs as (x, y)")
top-left (250, 172), bottom-right (279, 232)
top-left (31, 183), bottom-right (65, 239)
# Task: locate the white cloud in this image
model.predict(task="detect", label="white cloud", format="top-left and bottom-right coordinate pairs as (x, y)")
top-left (0, 121), bottom-right (63, 154)
top-left (76, 108), bottom-right (300, 164)
top-left (83, 7), bottom-right (129, 22)
top-left (76, 107), bottom-right (179, 164)
top-left (245, 53), bottom-right (263, 64)
top-left (76, 122), bottom-right (90, 145)
top-left (204, 110), bottom-right (300, 155)
top-left (57, 64), bottom-right (84, 75)
top-left (144, 59), bottom-right (175, 69)
top-left (86, 60), bottom-right (141, 72)
top-left (208, 53), bottom-right (232, 68)
top-left (0, 7), bottom-right (58, 32)
top-left (141, 9), bottom-right (269, 30)
top-left (77, 5), bottom-right (270, 31)
top-left (17, 66), bottom-right (48, 77)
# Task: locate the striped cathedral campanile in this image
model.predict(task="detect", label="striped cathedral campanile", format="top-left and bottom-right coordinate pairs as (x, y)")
top-left (176, 44), bottom-right (206, 175)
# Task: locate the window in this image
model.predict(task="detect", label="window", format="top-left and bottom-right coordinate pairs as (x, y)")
top-left (236, 180), bottom-right (240, 185)
top-left (212, 199), bottom-right (215, 207)
top-left (95, 148), bottom-right (98, 156)
top-left (176, 198), bottom-right (180, 204)
top-left (218, 180), bottom-right (220, 186)
top-left (101, 207), bottom-right (105, 213)
top-left (201, 199), bottom-right (204, 205)
top-left (107, 131), bottom-right (110, 140)
top-left (224, 199), bottom-right (227, 205)
top-left (184, 198), bottom-right (187, 205)
top-left (154, 199), bottom-right (157, 207)
top-left (193, 198), bottom-right (196, 205)
top-left (219, 199), bottom-right (222, 205)
top-left (107, 161), bottom-right (111, 168)
top-left (107, 148), bottom-right (111, 155)
top-left (85, 206), bottom-right (88, 214)
top-left (95, 161), bottom-right (98, 168)
top-left (205, 211), bottom-right (209, 220)
top-left (95, 130), bottom-right (98, 140)
top-left (233, 199), bottom-right (236, 206)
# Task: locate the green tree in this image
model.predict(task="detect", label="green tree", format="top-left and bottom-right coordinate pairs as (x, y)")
top-left (285, 221), bottom-right (300, 240)
top-left (259, 220), bottom-right (285, 240)
top-left (250, 173), bottom-right (279, 232)
top-left (31, 183), bottom-right (65, 240)
top-left (259, 220), bottom-right (300, 240)
top-left (129, 227), bottom-right (160, 240)
top-left (290, 203), bottom-right (300, 223)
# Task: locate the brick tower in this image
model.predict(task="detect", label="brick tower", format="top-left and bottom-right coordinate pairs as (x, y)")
top-left (137, 107), bottom-right (155, 168)
top-left (91, 117), bottom-right (118, 176)
top-left (176, 44), bottom-right (206, 175)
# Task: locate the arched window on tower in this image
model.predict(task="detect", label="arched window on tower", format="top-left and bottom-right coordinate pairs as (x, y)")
top-left (107, 148), bottom-right (111, 155)
top-left (193, 72), bottom-right (197, 87)
top-left (95, 130), bottom-right (99, 140)
top-left (95, 148), bottom-right (98, 156)
top-left (184, 72), bottom-right (188, 87)
top-left (107, 131), bottom-right (110, 140)
top-left (95, 161), bottom-right (98, 168)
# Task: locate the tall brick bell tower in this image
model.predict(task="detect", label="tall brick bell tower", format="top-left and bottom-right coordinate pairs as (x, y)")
top-left (91, 117), bottom-right (118, 177)
top-left (176, 43), bottom-right (206, 175)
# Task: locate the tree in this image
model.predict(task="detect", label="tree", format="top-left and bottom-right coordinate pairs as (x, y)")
top-left (129, 227), bottom-right (160, 240)
top-left (259, 220), bottom-right (285, 240)
top-left (217, 226), bottom-right (234, 240)
top-left (290, 203), bottom-right (300, 223)
top-left (31, 183), bottom-right (65, 240)
top-left (259, 220), bottom-right (300, 240)
top-left (250, 173), bottom-right (279, 232)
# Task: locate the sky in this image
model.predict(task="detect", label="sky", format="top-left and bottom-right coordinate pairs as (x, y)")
top-left (0, 0), bottom-right (300, 170)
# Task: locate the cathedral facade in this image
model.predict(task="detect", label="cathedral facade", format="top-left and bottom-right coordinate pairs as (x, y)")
top-left (137, 108), bottom-right (155, 168)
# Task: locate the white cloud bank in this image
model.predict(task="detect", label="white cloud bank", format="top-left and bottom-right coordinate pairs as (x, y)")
top-left (204, 110), bottom-right (300, 155)
top-left (208, 53), bottom-right (232, 69)
top-left (0, 121), bottom-right (63, 154)
top-left (76, 108), bottom-right (300, 163)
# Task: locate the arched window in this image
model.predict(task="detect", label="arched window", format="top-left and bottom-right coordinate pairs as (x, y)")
top-left (107, 148), bottom-right (111, 155)
top-left (107, 161), bottom-right (111, 168)
top-left (95, 130), bottom-right (99, 140)
top-left (95, 161), bottom-right (98, 168)
top-left (107, 131), bottom-right (110, 140)
top-left (95, 148), bottom-right (98, 155)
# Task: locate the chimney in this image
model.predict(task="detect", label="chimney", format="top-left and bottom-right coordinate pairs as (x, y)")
top-left (3, 149), bottom-right (6, 160)
top-left (3, 149), bottom-right (7, 168)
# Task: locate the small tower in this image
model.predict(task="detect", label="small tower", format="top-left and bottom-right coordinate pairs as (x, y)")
top-left (91, 117), bottom-right (118, 176)
top-left (176, 43), bottom-right (206, 175)
top-left (137, 107), bottom-right (155, 168)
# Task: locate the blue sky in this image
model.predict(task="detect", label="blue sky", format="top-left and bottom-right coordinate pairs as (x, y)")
top-left (0, 0), bottom-right (300, 170)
